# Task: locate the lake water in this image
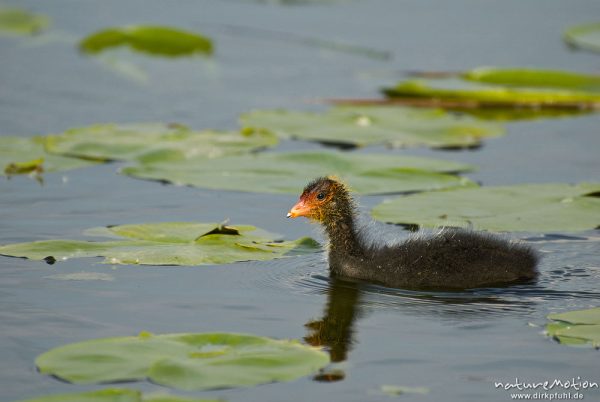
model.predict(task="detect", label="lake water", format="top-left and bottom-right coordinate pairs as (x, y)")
top-left (1, 1), bottom-right (599, 401)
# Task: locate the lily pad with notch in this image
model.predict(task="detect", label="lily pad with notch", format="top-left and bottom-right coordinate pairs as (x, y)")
top-left (35, 332), bottom-right (330, 390)
top-left (0, 222), bottom-right (319, 266)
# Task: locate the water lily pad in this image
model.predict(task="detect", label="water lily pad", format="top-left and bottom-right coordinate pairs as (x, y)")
top-left (546, 307), bottom-right (600, 347)
top-left (383, 67), bottom-right (600, 108)
top-left (123, 151), bottom-right (476, 195)
top-left (564, 22), bottom-right (600, 54)
top-left (15, 388), bottom-right (219, 402)
top-left (241, 106), bottom-right (503, 148)
top-left (463, 67), bottom-right (600, 91)
top-left (35, 332), bottom-right (330, 390)
top-left (0, 136), bottom-right (98, 177)
top-left (0, 7), bottom-right (48, 35)
top-left (371, 183), bottom-right (600, 232)
top-left (0, 222), bottom-right (319, 266)
top-left (45, 124), bottom-right (278, 163)
top-left (80, 26), bottom-right (213, 57)
top-left (548, 307), bottom-right (600, 325)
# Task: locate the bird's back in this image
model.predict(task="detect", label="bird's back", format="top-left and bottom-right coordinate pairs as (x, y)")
top-left (329, 229), bottom-right (538, 290)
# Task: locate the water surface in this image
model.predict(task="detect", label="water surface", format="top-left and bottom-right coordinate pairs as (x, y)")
top-left (1, 1), bottom-right (599, 401)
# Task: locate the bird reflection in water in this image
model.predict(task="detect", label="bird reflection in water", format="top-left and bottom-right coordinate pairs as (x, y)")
top-left (304, 278), bottom-right (362, 382)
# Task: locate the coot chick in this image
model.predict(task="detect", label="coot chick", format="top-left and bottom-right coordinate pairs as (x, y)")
top-left (287, 177), bottom-right (538, 290)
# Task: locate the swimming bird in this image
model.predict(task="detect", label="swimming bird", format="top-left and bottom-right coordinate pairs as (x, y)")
top-left (287, 177), bottom-right (538, 289)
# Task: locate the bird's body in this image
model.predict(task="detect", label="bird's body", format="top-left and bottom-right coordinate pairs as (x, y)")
top-left (288, 177), bottom-right (538, 290)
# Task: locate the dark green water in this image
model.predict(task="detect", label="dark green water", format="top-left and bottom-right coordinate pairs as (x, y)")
top-left (1, 1), bottom-right (599, 401)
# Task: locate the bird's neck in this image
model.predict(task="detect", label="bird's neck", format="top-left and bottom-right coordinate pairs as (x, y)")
top-left (323, 202), bottom-right (364, 257)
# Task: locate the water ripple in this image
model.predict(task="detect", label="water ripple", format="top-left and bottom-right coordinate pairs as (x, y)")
top-left (254, 235), bottom-right (600, 320)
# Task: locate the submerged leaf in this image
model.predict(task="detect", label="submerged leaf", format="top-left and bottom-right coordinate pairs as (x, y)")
top-left (15, 388), bottom-right (219, 402)
top-left (380, 385), bottom-right (430, 396)
top-left (35, 332), bottom-right (329, 390)
top-left (564, 22), bottom-right (600, 54)
top-left (45, 272), bottom-right (115, 281)
top-left (371, 183), bottom-right (600, 232)
top-left (45, 124), bottom-right (277, 163)
top-left (123, 151), bottom-right (476, 194)
top-left (80, 26), bottom-right (213, 57)
top-left (546, 307), bottom-right (600, 348)
top-left (241, 106), bottom-right (502, 148)
top-left (0, 222), bottom-right (319, 266)
top-left (0, 7), bottom-right (48, 35)
top-left (0, 136), bottom-right (97, 177)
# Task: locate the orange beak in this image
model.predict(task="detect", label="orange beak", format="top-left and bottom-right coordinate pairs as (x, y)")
top-left (287, 198), bottom-right (312, 218)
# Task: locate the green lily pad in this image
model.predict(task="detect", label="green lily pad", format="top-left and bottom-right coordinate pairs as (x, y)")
top-left (384, 67), bottom-right (600, 108)
top-left (15, 388), bottom-right (219, 402)
top-left (0, 136), bottom-right (98, 177)
top-left (241, 106), bottom-right (503, 148)
top-left (0, 222), bottom-right (319, 266)
top-left (35, 332), bottom-right (330, 390)
top-left (0, 7), bottom-right (48, 35)
top-left (371, 183), bottom-right (600, 232)
top-left (45, 124), bottom-right (278, 163)
top-left (548, 307), bottom-right (600, 325)
top-left (80, 26), bottom-right (213, 57)
top-left (546, 307), bottom-right (600, 347)
top-left (123, 151), bottom-right (476, 195)
top-left (564, 22), bottom-right (600, 54)
top-left (463, 67), bottom-right (600, 91)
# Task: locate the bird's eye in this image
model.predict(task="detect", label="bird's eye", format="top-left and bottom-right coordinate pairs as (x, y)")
top-left (316, 192), bottom-right (325, 200)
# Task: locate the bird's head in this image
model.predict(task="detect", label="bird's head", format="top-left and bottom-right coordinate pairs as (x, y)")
top-left (287, 176), bottom-right (352, 223)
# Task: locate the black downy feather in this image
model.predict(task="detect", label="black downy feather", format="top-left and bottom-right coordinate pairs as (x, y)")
top-left (300, 177), bottom-right (538, 290)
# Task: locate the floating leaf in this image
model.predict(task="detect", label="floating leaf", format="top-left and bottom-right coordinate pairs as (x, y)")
top-left (241, 106), bottom-right (502, 148)
top-left (371, 183), bottom-right (600, 232)
top-left (45, 124), bottom-right (278, 163)
top-left (35, 332), bottom-right (330, 390)
top-left (463, 67), bottom-right (600, 91)
top-left (383, 67), bottom-right (600, 110)
top-left (4, 158), bottom-right (44, 175)
top-left (0, 136), bottom-right (98, 177)
top-left (15, 388), bottom-right (219, 402)
top-left (564, 22), bottom-right (600, 54)
top-left (0, 7), bottom-right (48, 35)
top-left (80, 26), bottom-right (213, 57)
top-left (123, 151), bottom-right (476, 195)
top-left (546, 307), bottom-right (600, 347)
top-left (0, 222), bottom-right (319, 266)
